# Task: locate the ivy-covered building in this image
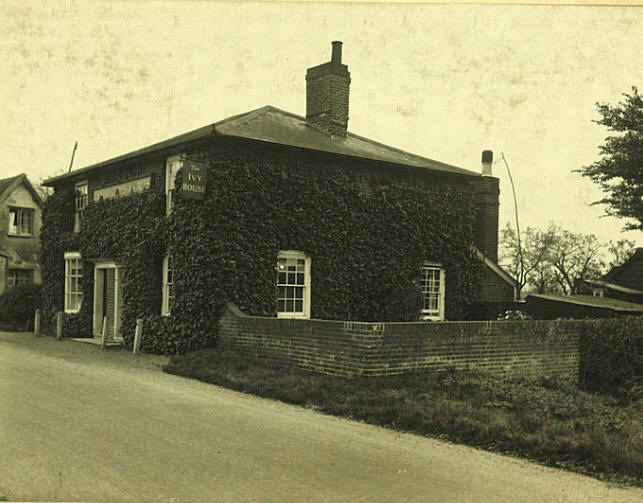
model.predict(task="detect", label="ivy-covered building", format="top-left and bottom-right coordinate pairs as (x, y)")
top-left (41, 42), bottom-right (515, 353)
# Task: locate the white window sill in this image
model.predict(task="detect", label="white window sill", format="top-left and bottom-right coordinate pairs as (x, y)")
top-left (277, 313), bottom-right (309, 320)
top-left (65, 309), bottom-right (81, 314)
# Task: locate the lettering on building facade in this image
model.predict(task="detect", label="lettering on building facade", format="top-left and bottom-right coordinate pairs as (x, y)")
top-left (181, 160), bottom-right (208, 200)
top-left (93, 177), bottom-right (151, 201)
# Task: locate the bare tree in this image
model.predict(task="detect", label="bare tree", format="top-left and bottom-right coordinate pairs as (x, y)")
top-left (499, 223), bottom-right (556, 300)
top-left (546, 228), bottom-right (605, 294)
top-left (500, 224), bottom-right (619, 297)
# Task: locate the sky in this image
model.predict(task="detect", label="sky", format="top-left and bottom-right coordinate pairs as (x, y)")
top-left (1, 1), bottom-right (642, 248)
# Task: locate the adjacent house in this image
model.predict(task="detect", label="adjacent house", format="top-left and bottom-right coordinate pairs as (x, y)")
top-left (0, 174), bottom-right (43, 295)
top-left (527, 248), bottom-right (643, 319)
top-left (41, 42), bottom-right (515, 353)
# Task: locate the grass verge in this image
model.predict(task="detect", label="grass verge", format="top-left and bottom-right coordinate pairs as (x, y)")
top-left (164, 349), bottom-right (642, 487)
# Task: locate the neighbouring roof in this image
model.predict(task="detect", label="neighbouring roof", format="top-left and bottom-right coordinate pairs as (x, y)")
top-left (528, 293), bottom-right (643, 313)
top-left (44, 105), bottom-right (480, 186)
top-left (0, 173), bottom-right (44, 208)
top-left (583, 279), bottom-right (643, 296)
top-left (602, 248), bottom-right (643, 292)
top-left (0, 174), bottom-right (23, 198)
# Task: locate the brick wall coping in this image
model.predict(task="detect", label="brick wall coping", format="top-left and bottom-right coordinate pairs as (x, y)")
top-left (224, 303), bottom-right (584, 327)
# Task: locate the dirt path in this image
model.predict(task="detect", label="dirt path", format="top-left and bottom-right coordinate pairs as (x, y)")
top-left (1, 332), bottom-right (641, 502)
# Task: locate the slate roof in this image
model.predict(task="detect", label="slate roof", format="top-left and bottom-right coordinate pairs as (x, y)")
top-left (528, 293), bottom-right (643, 313)
top-left (44, 105), bottom-right (480, 186)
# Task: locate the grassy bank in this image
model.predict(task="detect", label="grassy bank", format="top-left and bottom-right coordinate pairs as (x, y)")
top-left (164, 349), bottom-right (642, 487)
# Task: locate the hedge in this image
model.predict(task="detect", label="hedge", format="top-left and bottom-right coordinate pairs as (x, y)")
top-left (580, 317), bottom-right (643, 400)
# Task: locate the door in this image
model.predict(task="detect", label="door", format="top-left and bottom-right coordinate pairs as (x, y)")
top-left (93, 264), bottom-right (125, 341)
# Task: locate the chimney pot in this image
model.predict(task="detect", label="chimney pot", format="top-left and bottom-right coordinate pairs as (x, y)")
top-left (331, 41), bottom-right (342, 64)
top-left (481, 149), bottom-right (493, 176)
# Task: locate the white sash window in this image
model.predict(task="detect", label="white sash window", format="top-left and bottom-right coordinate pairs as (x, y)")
top-left (64, 252), bottom-right (83, 313)
top-left (276, 251), bottom-right (311, 319)
top-left (420, 263), bottom-right (445, 321)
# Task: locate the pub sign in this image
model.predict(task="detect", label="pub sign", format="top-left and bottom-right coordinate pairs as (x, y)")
top-left (181, 160), bottom-right (208, 200)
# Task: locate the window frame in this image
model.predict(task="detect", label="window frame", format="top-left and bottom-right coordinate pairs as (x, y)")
top-left (276, 250), bottom-right (311, 319)
top-left (7, 269), bottom-right (33, 288)
top-left (161, 253), bottom-right (173, 316)
top-left (420, 262), bottom-right (445, 321)
top-left (64, 251), bottom-right (83, 314)
top-left (74, 181), bottom-right (88, 233)
top-left (8, 206), bottom-right (35, 237)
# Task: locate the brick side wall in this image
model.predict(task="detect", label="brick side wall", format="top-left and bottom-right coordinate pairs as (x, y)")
top-left (218, 304), bottom-right (581, 379)
top-left (479, 265), bottom-right (515, 302)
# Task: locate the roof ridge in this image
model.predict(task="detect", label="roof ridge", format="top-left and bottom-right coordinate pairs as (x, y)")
top-left (213, 105), bottom-right (276, 128)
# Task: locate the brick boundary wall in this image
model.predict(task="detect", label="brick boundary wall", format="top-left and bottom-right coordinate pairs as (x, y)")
top-left (218, 303), bottom-right (581, 379)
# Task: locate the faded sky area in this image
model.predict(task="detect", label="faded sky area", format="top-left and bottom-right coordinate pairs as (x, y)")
top-left (1, 1), bottom-right (641, 245)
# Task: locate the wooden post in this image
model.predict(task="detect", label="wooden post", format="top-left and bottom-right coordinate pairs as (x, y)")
top-left (132, 319), bottom-right (142, 355)
top-left (56, 312), bottom-right (63, 340)
top-left (34, 309), bottom-right (40, 337)
top-left (100, 316), bottom-right (108, 349)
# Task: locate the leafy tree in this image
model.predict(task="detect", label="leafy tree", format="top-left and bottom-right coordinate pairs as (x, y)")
top-left (578, 87), bottom-right (643, 231)
top-left (605, 238), bottom-right (636, 270)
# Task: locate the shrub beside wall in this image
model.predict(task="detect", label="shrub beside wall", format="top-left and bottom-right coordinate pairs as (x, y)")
top-left (580, 317), bottom-right (643, 399)
top-left (0, 283), bottom-right (41, 330)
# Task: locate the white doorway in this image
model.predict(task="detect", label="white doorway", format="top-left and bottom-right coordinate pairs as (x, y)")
top-left (92, 262), bottom-right (125, 341)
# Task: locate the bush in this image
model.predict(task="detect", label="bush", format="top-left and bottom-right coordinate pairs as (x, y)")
top-left (0, 283), bottom-right (41, 328)
top-left (580, 317), bottom-right (643, 401)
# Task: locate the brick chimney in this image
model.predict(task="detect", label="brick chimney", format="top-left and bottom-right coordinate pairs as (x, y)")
top-left (306, 41), bottom-right (351, 138)
top-left (474, 150), bottom-right (500, 262)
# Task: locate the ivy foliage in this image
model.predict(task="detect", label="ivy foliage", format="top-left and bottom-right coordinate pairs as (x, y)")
top-left (41, 137), bottom-right (483, 354)
top-left (40, 182), bottom-right (167, 344)
top-left (170, 140), bottom-right (482, 325)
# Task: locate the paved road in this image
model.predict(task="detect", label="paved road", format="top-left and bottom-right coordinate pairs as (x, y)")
top-left (1, 333), bottom-right (641, 503)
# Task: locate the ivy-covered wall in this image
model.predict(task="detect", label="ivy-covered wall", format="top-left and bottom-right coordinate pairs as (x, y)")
top-left (42, 136), bottom-right (483, 354)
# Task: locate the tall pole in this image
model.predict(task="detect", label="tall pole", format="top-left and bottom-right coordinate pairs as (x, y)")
top-left (501, 152), bottom-right (523, 298)
top-left (67, 141), bottom-right (78, 173)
